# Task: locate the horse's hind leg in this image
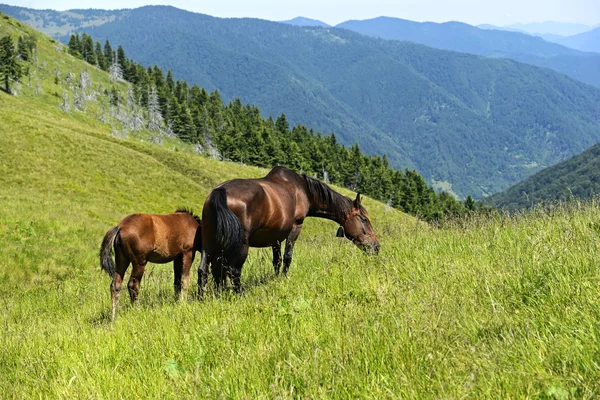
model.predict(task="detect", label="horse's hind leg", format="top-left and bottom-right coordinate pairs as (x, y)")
top-left (211, 256), bottom-right (226, 290)
top-left (112, 247), bottom-right (129, 322)
top-left (180, 251), bottom-right (195, 301)
top-left (283, 225), bottom-right (302, 277)
top-left (229, 244), bottom-right (249, 294)
top-left (127, 259), bottom-right (147, 304)
top-left (272, 242), bottom-right (282, 275)
top-left (173, 254), bottom-right (183, 300)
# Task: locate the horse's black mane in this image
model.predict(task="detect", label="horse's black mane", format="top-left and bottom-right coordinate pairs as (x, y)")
top-left (301, 174), bottom-right (352, 220)
top-left (175, 207), bottom-right (202, 224)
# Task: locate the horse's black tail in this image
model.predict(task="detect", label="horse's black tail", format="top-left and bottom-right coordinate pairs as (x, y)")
top-left (100, 226), bottom-right (120, 277)
top-left (208, 187), bottom-right (244, 262)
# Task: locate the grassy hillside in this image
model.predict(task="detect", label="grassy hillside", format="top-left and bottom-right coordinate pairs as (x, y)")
top-left (4, 6), bottom-right (600, 199)
top-left (485, 141), bottom-right (600, 210)
top-left (2, 12), bottom-right (600, 398)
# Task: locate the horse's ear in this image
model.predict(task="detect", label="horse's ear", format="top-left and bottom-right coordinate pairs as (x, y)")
top-left (353, 193), bottom-right (362, 207)
top-left (336, 226), bottom-right (345, 237)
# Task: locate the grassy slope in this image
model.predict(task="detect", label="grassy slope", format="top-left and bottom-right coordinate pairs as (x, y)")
top-left (1, 13), bottom-right (600, 398)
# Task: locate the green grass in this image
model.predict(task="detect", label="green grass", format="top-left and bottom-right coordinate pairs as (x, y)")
top-left (2, 12), bottom-right (600, 398)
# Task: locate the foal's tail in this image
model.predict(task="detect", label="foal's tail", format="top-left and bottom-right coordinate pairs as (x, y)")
top-left (100, 226), bottom-right (121, 277)
top-left (207, 187), bottom-right (244, 261)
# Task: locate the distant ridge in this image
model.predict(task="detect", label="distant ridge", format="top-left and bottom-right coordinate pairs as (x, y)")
top-left (555, 26), bottom-right (600, 53)
top-left (280, 17), bottom-right (330, 27)
top-left (337, 16), bottom-right (600, 87)
top-left (486, 142), bottom-right (600, 210)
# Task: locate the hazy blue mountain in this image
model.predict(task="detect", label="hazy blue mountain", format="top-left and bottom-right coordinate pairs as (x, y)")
top-left (280, 17), bottom-right (330, 27)
top-left (337, 16), bottom-right (600, 87)
top-left (555, 27), bottom-right (600, 53)
top-left (4, 4), bottom-right (600, 199)
top-left (503, 21), bottom-right (592, 36)
top-left (486, 142), bottom-right (600, 210)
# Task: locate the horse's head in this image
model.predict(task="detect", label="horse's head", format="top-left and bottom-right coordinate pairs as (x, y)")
top-left (336, 193), bottom-right (380, 255)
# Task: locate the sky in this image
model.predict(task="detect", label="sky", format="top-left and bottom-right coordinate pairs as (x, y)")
top-left (4, 0), bottom-right (600, 26)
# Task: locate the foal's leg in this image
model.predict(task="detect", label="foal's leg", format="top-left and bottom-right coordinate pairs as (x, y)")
top-left (180, 251), bottom-right (195, 301)
top-left (173, 254), bottom-right (183, 300)
top-left (127, 259), bottom-right (147, 303)
top-left (111, 247), bottom-right (129, 322)
top-left (272, 242), bottom-right (282, 275)
top-left (283, 225), bottom-right (302, 277)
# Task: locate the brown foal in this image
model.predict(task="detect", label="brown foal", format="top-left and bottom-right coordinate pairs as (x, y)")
top-left (100, 209), bottom-right (201, 321)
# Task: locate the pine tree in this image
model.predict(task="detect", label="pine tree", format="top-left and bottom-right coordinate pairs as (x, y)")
top-left (81, 33), bottom-right (96, 65)
top-left (0, 36), bottom-right (22, 94)
top-left (103, 40), bottom-right (113, 65)
top-left (95, 42), bottom-right (107, 71)
top-left (116, 46), bottom-right (127, 80)
top-left (147, 86), bottom-right (164, 131)
top-left (67, 34), bottom-right (82, 58)
top-left (17, 36), bottom-right (29, 61)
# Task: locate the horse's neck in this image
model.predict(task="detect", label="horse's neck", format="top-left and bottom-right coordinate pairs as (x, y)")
top-left (306, 195), bottom-right (346, 224)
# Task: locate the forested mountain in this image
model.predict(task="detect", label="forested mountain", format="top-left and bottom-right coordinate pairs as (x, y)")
top-left (486, 142), bottom-right (600, 210)
top-left (4, 5), bottom-right (600, 199)
top-left (337, 17), bottom-right (600, 88)
top-left (280, 17), bottom-right (330, 27)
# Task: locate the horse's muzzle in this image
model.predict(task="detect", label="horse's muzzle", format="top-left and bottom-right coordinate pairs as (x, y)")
top-left (360, 241), bottom-right (380, 255)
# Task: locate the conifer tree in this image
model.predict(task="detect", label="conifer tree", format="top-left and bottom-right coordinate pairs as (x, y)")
top-left (103, 40), bottom-right (113, 65)
top-left (95, 42), bottom-right (107, 71)
top-left (0, 36), bottom-right (22, 94)
top-left (67, 33), bottom-right (82, 58)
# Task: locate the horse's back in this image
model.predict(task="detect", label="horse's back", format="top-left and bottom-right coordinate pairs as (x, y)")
top-left (118, 213), bottom-right (199, 263)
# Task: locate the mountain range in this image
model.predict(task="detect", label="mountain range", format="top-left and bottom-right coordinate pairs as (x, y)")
top-left (3, 4), bottom-right (600, 199)
top-left (337, 17), bottom-right (600, 88)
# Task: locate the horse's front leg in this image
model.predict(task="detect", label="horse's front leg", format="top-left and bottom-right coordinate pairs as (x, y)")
top-left (283, 225), bottom-right (302, 277)
top-left (197, 250), bottom-right (210, 298)
top-left (272, 242), bottom-right (282, 275)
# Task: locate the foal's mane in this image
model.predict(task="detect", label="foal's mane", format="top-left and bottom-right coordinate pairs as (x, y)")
top-left (175, 207), bottom-right (202, 224)
top-left (301, 175), bottom-right (352, 220)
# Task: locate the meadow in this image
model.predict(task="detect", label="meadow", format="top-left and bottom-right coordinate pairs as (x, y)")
top-left (1, 12), bottom-right (600, 398)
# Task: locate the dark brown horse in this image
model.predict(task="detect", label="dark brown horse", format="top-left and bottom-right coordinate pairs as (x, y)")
top-left (198, 166), bottom-right (379, 294)
top-left (100, 209), bottom-right (202, 321)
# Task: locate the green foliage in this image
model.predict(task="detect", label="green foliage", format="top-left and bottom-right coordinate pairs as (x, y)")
top-left (0, 34), bottom-right (22, 94)
top-left (486, 142), bottom-right (600, 210)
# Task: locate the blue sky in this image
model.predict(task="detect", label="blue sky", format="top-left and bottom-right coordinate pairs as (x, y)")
top-left (4, 0), bottom-right (599, 26)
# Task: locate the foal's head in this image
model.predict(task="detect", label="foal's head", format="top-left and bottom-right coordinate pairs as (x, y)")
top-left (337, 193), bottom-right (380, 254)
